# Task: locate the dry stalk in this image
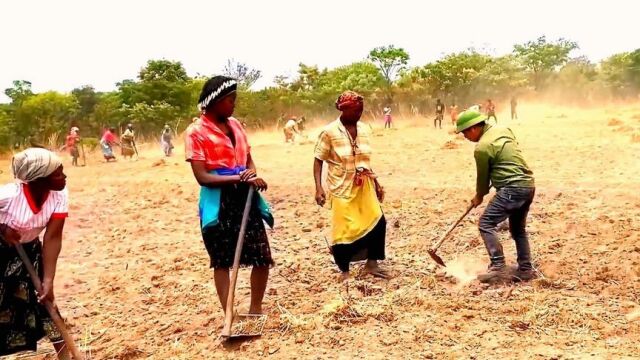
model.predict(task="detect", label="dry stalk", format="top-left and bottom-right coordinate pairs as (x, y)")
top-left (276, 302), bottom-right (315, 334)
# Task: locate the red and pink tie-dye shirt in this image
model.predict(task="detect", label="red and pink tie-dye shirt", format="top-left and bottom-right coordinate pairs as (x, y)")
top-left (185, 115), bottom-right (250, 171)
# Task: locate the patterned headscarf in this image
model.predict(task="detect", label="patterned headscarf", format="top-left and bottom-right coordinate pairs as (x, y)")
top-left (335, 91), bottom-right (364, 111)
top-left (11, 148), bottom-right (62, 183)
top-left (198, 76), bottom-right (238, 111)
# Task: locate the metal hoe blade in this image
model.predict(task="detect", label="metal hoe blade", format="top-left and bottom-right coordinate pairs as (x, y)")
top-left (426, 203), bottom-right (474, 268)
top-left (427, 249), bottom-right (446, 267)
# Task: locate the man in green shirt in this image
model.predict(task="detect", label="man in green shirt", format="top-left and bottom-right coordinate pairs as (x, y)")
top-left (455, 106), bottom-right (536, 283)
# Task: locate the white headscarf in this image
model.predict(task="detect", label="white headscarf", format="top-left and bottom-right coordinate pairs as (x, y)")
top-left (11, 148), bottom-right (62, 183)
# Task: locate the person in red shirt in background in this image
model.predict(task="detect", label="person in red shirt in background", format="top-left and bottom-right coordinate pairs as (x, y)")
top-left (450, 104), bottom-right (459, 126)
top-left (100, 127), bottom-right (119, 162)
top-left (486, 99), bottom-right (497, 122)
top-left (63, 127), bottom-right (80, 166)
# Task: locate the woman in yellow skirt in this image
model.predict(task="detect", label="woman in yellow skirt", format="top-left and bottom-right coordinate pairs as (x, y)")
top-left (121, 124), bottom-right (136, 159)
top-left (313, 91), bottom-right (388, 282)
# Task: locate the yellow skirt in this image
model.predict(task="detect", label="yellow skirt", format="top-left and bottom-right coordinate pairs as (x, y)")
top-left (330, 177), bottom-right (383, 246)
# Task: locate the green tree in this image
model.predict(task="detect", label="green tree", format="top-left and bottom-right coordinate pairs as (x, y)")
top-left (368, 45), bottom-right (410, 84)
top-left (284, 62), bottom-right (386, 116)
top-left (71, 85), bottom-right (99, 125)
top-left (188, 77), bottom-right (206, 110)
top-left (319, 62), bottom-right (386, 112)
top-left (4, 80), bottom-right (33, 105)
top-left (403, 50), bottom-right (490, 105)
top-left (549, 57), bottom-right (598, 103)
top-left (19, 92), bottom-right (79, 144)
top-left (0, 105), bottom-right (13, 148)
top-left (2, 80), bottom-right (35, 147)
top-left (321, 62), bottom-right (385, 94)
top-left (474, 55), bottom-right (529, 99)
top-left (93, 92), bottom-right (125, 130)
top-left (290, 64), bottom-right (324, 91)
top-left (513, 36), bottom-right (578, 90)
top-left (117, 59), bottom-right (193, 132)
top-left (600, 52), bottom-right (634, 97)
top-left (125, 101), bottom-right (180, 134)
top-left (629, 49), bottom-right (640, 90)
top-left (234, 89), bottom-right (279, 129)
top-left (139, 59), bottom-right (189, 82)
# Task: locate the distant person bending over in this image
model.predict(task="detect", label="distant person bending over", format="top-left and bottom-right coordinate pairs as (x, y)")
top-left (434, 99), bottom-right (445, 129)
top-left (486, 99), bottom-right (497, 122)
top-left (161, 124), bottom-right (174, 157)
top-left (383, 106), bottom-right (392, 129)
top-left (314, 91), bottom-right (388, 282)
top-left (186, 76), bottom-right (274, 315)
top-left (510, 96), bottom-right (518, 120)
top-left (455, 108), bottom-right (536, 284)
top-left (0, 148), bottom-right (71, 359)
top-left (121, 124), bottom-right (136, 160)
top-left (100, 127), bottom-right (119, 162)
top-left (283, 117), bottom-right (300, 143)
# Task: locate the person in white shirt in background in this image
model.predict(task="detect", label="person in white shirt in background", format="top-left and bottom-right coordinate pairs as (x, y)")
top-left (160, 124), bottom-right (174, 157)
top-left (0, 148), bottom-right (71, 359)
top-left (383, 106), bottom-right (392, 129)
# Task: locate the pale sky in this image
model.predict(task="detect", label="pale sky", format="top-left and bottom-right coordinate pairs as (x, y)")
top-left (1, 0), bottom-right (637, 103)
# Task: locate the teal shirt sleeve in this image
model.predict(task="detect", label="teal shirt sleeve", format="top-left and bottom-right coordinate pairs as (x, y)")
top-left (474, 143), bottom-right (492, 196)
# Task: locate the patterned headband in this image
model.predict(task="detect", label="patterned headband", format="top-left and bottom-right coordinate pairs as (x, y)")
top-left (198, 79), bottom-right (238, 110)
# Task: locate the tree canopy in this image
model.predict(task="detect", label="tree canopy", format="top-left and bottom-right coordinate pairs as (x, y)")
top-left (1, 37), bottom-right (638, 151)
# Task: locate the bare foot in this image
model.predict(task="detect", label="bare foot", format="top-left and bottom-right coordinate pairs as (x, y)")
top-left (339, 271), bottom-right (350, 283)
top-left (248, 306), bottom-right (263, 315)
top-left (364, 261), bottom-right (391, 279)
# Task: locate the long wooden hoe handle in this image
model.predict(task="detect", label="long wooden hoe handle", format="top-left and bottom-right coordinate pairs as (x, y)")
top-left (431, 203), bottom-right (475, 251)
top-left (221, 186), bottom-right (255, 337)
top-left (15, 244), bottom-right (84, 360)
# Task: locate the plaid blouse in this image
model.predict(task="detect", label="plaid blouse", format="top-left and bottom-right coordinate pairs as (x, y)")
top-left (314, 119), bottom-right (373, 198)
top-left (185, 115), bottom-right (250, 171)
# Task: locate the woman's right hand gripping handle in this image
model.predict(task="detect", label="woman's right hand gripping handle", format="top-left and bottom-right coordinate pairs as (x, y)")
top-left (246, 176), bottom-right (268, 192)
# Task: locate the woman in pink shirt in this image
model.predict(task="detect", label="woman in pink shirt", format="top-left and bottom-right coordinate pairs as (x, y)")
top-left (100, 127), bottom-right (119, 162)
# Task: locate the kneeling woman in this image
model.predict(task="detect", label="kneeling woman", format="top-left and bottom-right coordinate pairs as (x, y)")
top-left (313, 91), bottom-right (388, 281)
top-left (186, 76), bottom-right (274, 315)
top-left (0, 148), bottom-right (70, 358)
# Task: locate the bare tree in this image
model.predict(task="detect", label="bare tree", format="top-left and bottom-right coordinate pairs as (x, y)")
top-left (222, 59), bottom-right (262, 89)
